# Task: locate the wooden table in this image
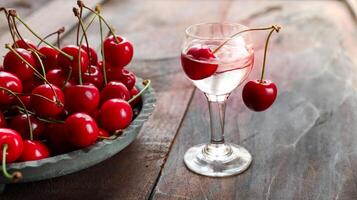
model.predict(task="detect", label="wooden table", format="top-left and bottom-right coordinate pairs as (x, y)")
top-left (1, 0), bottom-right (357, 199)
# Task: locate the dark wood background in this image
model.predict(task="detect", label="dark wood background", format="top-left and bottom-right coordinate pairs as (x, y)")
top-left (0, 0), bottom-right (357, 199)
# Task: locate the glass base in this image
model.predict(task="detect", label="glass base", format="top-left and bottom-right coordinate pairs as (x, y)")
top-left (184, 143), bottom-right (252, 177)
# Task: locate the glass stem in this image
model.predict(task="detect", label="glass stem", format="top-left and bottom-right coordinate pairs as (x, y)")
top-left (205, 94), bottom-right (229, 145)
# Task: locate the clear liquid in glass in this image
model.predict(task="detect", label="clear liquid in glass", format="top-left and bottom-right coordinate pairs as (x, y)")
top-left (181, 38), bottom-right (254, 95)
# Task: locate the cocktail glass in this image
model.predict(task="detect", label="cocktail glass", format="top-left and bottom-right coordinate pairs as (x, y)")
top-left (181, 22), bottom-right (254, 177)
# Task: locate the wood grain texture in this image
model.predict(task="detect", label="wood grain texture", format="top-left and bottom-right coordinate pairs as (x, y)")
top-left (152, 1), bottom-right (357, 200)
top-left (1, 0), bottom-right (196, 199)
top-left (1, 0), bottom-right (357, 200)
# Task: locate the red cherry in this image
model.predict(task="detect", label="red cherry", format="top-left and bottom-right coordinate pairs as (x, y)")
top-left (57, 45), bottom-right (89, 75)
top-left (0, 71), bottom-right (23, 107)
top-left (0, 112), bottom-right (6, 128)
top-left (118, 69), bottom-right (136, 90)
top-left (38, 46), bottom-right (59, 71)
top-left (83, 65), bottom-right (103, 89)
top-left (65, 113), bottom-right (99, 148)
top-left (129, 86), bottom-right (142, 108)
top-left (18, 140), bottom-right (49, 161)
top-left (13, 39), bottom-right (37, 50)
top-left (100, 99), bottom-right (133, 132)
top-left (0, 128), bottom-right (23, 163)
top-left (3, 48), bottom-right (37, 81)
top-left (181, 45), bottom-right (218, 80)
top-left (81, 44), bottom-right (98, 66)
top-left (64, 84), bottom-right (100, 114)
top-left (9, 114), bottom-right (45, 140)
top-left (44, 123), bottom-right (73, 154)
top-left (100, 81), bottom-right (130, 104)
top-left (242, 80), bottom-right (278, 112)
top-left (103, 35), bottom-right (133, 68)
top-left (30, 84), bottom-right (65, 117)
top-left (106, 67), bottom-right (136, 90)
top-left (46, 68), bottom-right (75, 89)
top-left (98, 128), bottom-right (109, 137)
top-left (22, 77), bottom-right (42, 93)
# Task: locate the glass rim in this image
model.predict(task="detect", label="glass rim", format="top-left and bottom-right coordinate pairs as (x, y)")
top-left (185, 22), bottom-right (250, 40)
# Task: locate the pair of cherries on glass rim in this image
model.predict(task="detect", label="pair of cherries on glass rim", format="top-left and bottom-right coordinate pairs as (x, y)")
top-left (183, 31), bottom-right (278, 112)
top-left (0, 33), bottom-right (138, 170)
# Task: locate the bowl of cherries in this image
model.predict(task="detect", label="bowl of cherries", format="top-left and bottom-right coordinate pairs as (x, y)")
top-left (0, 1), bottom-right (155, 185)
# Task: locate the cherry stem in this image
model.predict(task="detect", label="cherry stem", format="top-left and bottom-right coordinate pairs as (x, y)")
top-left (9, 15), bottom-right (20, 41)
top-left (1, 8), bottom-right (17, 46)
top-left (79, 14), bottom-right (97, 77)
top-left (10, 11), bottom-right (73, 60)
top-left (37, 27), bottom-right (65, 48)
top-left (77, 48), bottom-right (83, 85)
top-left (15, 106), bottom-right (65, 124)
top-left (79, 13), bottom-right (97, 45)
top-left (128, 80), bottom-right (151, 104)
top-left (212, 25), bottom-right (280, 54)
top-left (5, 44), bottom-right (62, 106)
top-left (81, 3), bottom-right (120, 43)
top-left (260, 27), bottom-right (280, 82)
top-left (76, 6), bottom-right (83, 46)
top-left (98, 14), bottom-right (108, 85)
top-left (62, 67), bottom-right (72, 90)
top-left (98, 135), bottom-right (118, 140)
top-left (16, 92), bottom-right (61, 107)
top-left (72, 8), bottom-right (85, 85)
top-left (36, 117), bottom-right (65, 124)
top-left (0, 87), bottom-right (33, 140)
top-left (9, 16), bottom-right (18, 45)
top-left (2, 144), bottom-right (22, 182)
top-left (31, 50), bottom-right (46, 78)
top-left (73, 7), bottom-right (91, 68)
top-left (10, 15), bottom-right (44, 57)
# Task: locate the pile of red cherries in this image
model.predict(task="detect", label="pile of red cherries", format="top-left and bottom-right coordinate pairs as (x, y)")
top-left (0, 1), bottom-right (147, 181)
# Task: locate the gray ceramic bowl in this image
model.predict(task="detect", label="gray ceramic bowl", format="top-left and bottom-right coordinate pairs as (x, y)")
top-left (0, 78), bottom-right (156, 185)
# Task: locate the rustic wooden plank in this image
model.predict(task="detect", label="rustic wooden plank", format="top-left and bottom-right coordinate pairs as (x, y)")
top-left (0, 0), bottom-right (106, 56)
top-left (0, 0), bottom-right (200, 199)
top-left (1, 0), bottom-right (356, 199)
top-left (0, 0), bottom-right (241, 198)
top-left (152, 1), bottom-right (357, 200)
